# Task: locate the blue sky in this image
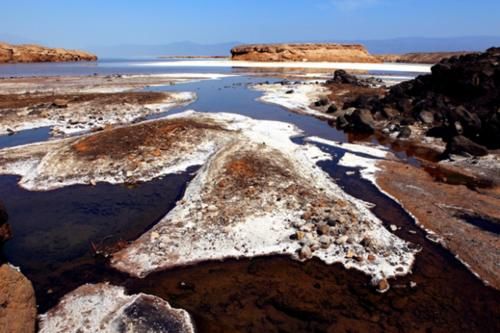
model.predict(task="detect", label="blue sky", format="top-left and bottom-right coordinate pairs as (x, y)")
top-left (1, 0), bottom-right (500, 48)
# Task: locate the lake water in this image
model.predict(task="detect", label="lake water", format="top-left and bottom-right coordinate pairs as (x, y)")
top-left (0, 60), bottom-right (498, 332)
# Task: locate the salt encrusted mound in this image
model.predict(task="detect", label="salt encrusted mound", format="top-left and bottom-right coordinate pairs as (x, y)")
top-left (0, 111), bottom-right (417, 286)
top-left (0, 42), bottom-right (97, 63)
top-left (38, 284), bottom-right (195, 333)
top-left (231, 43), bottom-right (380, 63)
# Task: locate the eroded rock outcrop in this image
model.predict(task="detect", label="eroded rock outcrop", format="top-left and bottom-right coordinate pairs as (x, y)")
top-left (231, 43), bottom-right (380, 63)
top-left (0, 42), bottom-right (97, 63)
top-left (331, 47), bottom-right (500, 155)
top-left (0, 264), bottom-right (37, 333)
top-left (39, 284), bottom-right (195, 333)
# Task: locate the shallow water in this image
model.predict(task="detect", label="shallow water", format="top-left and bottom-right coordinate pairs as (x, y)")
top-left (0, 65), bottom-right (499, 331)
top-left (0, 126), bottom-right (51, 149)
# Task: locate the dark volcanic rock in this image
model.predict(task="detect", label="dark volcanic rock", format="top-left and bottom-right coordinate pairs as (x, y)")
top-left (327, 70), bottom-right (383, 88)
top-left (0, 202), bottom-right (11, 245)
top-left (345, 109), bottom-right (375, 133)
top-left (445, 135), bottom-right (489, 157)
top-left (374, 47), bottom-right (500, 152)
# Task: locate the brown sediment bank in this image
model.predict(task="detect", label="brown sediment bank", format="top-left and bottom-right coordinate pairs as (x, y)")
top-left (0, 78), bottom-right (196, 137)
top-left (0, 42), bottom-right (97, 63)
top-left (376, 158), bottom-right (500, 289)
top-left (231, 43), bottom-right (380, 63)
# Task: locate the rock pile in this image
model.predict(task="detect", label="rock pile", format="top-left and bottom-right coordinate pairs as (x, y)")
top-left (334, 48), bottom-right (500, 155)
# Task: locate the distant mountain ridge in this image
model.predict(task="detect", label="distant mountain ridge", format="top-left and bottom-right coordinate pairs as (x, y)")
top-left (352, 36), bottom-right (500, 54)
top-left (89, 41), bottom-right (241, 58)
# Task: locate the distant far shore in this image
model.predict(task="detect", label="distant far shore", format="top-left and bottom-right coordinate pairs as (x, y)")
top-left (159, 55), bottom-right (229, 59)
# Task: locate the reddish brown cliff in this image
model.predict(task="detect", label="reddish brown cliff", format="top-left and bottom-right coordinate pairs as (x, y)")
top-left (231, 43), bottom-right (380, 63)
top-left (0, 42), bottom-right (97, 63)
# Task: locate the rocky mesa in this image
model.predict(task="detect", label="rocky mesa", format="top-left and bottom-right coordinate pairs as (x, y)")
top-left (231, 43), bottom-right (380, 63)
top-left (0, 42), bottom-right (97, 63)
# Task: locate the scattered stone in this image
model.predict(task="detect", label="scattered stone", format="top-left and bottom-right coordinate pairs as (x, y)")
top-left (389, 224), bottom-right (398, 232)
top-left (51, 99), bottom-right (69, 108)
top-left (409, 281), bottom-right (418, 289)
top-left (299, 245), bottom-right (313, 260)
top-left (314, 98), bottom-right (329, 107)
top-left (376, 278), bottom-right (391, 293)
top-left (446, 135), bottom-right (489, 157)
top-left (398, 126), bottom-right (412, 139)
top-left (335, 235), bottom-right (349, 245)
top-left (319, 235), bottom-right (331, 249)
top-left (326, 104), bottom-right (338, 114)
top-left (419, 110), bottom-right (435, 124)
top-left (295, 231), bottom-right (306, 241)
top-left (346, 109), bottom-right (375, 133)
top-left (317, 224), bottom-right (330, 235)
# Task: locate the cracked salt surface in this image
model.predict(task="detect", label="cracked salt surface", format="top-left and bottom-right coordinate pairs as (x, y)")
top-left (39, 283), bottom-right (195, 333)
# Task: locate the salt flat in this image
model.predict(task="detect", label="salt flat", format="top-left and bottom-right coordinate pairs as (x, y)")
top-left (133, 60), bottom-right (432, 73)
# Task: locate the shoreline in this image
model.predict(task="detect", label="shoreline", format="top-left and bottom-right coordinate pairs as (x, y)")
top-left (131, 60), bottom-right (432, 73)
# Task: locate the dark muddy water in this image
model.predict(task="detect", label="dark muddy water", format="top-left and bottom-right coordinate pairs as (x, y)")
top-left (0, 69), bottom-right (499, 332)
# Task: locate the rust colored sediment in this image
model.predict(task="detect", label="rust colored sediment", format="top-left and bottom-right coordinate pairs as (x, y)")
top-left (0, 91), bottom-right (167, 109)
top-left (72, 118), bottom-right (225, 160)
top-left (376, 159), bottom-right (500, 289)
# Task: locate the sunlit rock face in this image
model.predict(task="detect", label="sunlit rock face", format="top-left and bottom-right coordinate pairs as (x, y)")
top-left (38, 284), bottom-right (195, 333)
top-left (0, 42), bottom-right (97, 63)
top-left (231, 43), bottom-right (380, 63)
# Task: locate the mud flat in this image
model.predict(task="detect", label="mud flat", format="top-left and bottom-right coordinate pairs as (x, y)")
top-left (39, 283), bottom-right (195, 333)
top-left (0, 73), bottom-right (235, 95)
top-left (0, 111), bottom-right (416, 289)
top-left (309, 135), bottom-right (500, 290)
top-left (376, 157), bottom-right (500, 289)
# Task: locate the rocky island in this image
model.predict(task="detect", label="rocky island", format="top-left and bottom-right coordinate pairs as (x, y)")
top-left (0, 42), bottom-right (97, 63)
top-left (231, 43), bottom-right (380, 63)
